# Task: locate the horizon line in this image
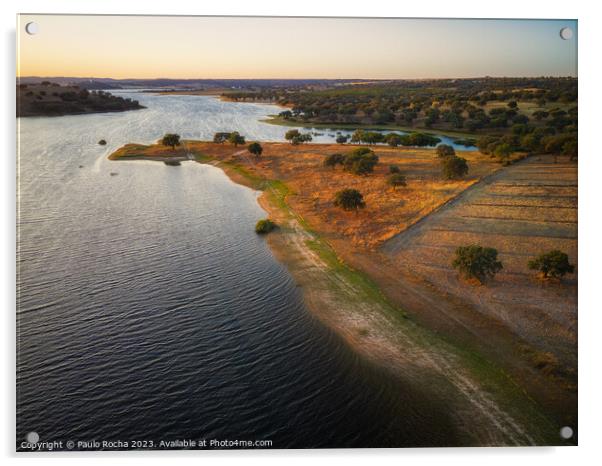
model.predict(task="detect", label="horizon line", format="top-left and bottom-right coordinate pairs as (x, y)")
top-left (17, 75), bottom-right (578, 81)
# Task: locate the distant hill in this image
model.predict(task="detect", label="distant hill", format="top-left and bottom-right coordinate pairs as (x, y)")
top-left (17, 82), bottom-right (145, 117)
top-left (18, 77), bottom-right (372, 90)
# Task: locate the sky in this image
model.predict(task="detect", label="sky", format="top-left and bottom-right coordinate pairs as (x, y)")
top-left (17, 15), bottom-right (577, 79)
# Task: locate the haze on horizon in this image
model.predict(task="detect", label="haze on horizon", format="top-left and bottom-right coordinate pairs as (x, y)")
top-left (17, 15), bottom-right (577, 80)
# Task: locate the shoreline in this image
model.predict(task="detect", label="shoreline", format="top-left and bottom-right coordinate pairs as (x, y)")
top-left (146, 89), bottom-right (280, 105)
top-left (214, 157), bottom-right (562, 446)
top-left (261, 115), bottom-right (480, 140)
top-left (145, 91), bottom-right (479, 140)
top-left (17, 106), bottom-right (146, 118)
top-left (109, 144), bottom-right (565, 446)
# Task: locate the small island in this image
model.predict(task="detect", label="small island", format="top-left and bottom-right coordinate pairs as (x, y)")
top-left (17, 82), bottom-right (145, 117)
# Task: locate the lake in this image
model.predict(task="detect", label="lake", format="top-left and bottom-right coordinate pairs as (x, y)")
top-left (16, 92), bottom-right (458, 449)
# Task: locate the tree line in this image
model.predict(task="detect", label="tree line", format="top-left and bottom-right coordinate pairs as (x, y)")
top-left (224, 77), bottom-right (576, 133)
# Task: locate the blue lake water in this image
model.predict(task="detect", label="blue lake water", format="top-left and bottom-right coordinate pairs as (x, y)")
top-left (17, 92), bottom-right (458, 449)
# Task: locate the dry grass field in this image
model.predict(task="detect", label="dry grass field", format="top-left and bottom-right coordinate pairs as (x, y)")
top-left (382, 154), bottom-right (577, 396)
top-left (267, 146), bottom-right (501, 248)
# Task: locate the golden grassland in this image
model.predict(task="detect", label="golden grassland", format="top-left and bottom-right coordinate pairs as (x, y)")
top-left (108, 143), bottom-right (190, 161)
top-left (377, 154), bottom-right (577, 424)
top-left (111, 140), bottom-right (506, 248)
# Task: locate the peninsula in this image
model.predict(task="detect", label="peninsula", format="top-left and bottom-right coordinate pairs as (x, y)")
top-left (109, 132), bottom-right (577, 446)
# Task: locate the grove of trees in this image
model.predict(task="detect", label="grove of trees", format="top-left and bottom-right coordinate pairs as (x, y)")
top-left (18, 84), bottom-right (144, 117)
top-left (349, 130), bottom-right (441, 148)
top-left (223, 77), bottom-right (576, 143)
top-left (284, 129), bottom-right (312, 145)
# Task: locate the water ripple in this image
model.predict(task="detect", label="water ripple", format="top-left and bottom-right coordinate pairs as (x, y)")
top-left (17, 93), bottom-right (458, 449)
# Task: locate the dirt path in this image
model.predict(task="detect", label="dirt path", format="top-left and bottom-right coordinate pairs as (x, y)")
top-left (259, 194), bottom-right (553, 446)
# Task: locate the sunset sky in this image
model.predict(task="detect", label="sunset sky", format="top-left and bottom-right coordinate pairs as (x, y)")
top-left (17, 15), bottom-right (577, 79)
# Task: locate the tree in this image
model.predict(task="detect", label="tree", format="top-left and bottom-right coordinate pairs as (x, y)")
top-left (248, 142), bottom-right (263, 158)
top-left (543, 134), bottom-right (575, 155)
top-left (385, 133), bottom-right (403, 147)
top-left (441, 156), bottom-right (468, 179)
top-left (228, 131), bottom-right (245, 147)
top-left (255, 219), bottom-right (276, 234)
top-left (323, 153), bottom-right (345, 168)
top-left (528, 250), bottom-right (574, 279)
top-left (477, 136), bottom-right (500, 155)
top-left (389, 164), bottom-right (401, 174)
top-left (494, 143), bottom-right (513, 164)
top-left (404, 133), bottom-right (441, 147)
top-left (512, 114), bottom-right (529, 125)
top-left (286, 129), bottom-right (312, 145)
top-left (452, 245), bottom-right (503, 283)
top-left (562, 138), bottom-right (577, 161)
top-left (436, 144), bottom-right (455, 158)
top-left (213, 132), bottom-right (230, 144)
top-left (350, 129), bottom-right (366, 143)
top-left (285, 129), bottom-right (300, 141)
top-left (387, 173), bottom-right (407, 189)
top-left (353, 157), bottom-right (378, 175)
top-left (507, 100), bottom-right (518, 109)
top-left (361, 132), bottom-right (384, 145)
top-left (343, 148), bottom-right (379, 175)
top-left (161, 133), bottom-right (181, 150)
top-left (336, 134), bottom-right (349, 144)
top-left (334, 189), bottom-right (365, 212)
top-left (295, 133), bottom-right (313, 144)
top-left (532, 110), bottom-right (549, 121)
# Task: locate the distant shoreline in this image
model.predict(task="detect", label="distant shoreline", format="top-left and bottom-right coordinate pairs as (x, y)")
top-left (260, 115), bottom-right (479, 139)
top-left (17, 83), bottom-right (145, 118)
top-left (17, 107), bottom-right (146, 118)
top-left (145, 91), bottom-right (479, 141)
top-left (146, 89), bottom-right (282, 106)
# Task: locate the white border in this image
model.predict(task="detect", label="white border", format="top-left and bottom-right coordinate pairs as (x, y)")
top-left (2, 1), bottom-right (601, 465)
